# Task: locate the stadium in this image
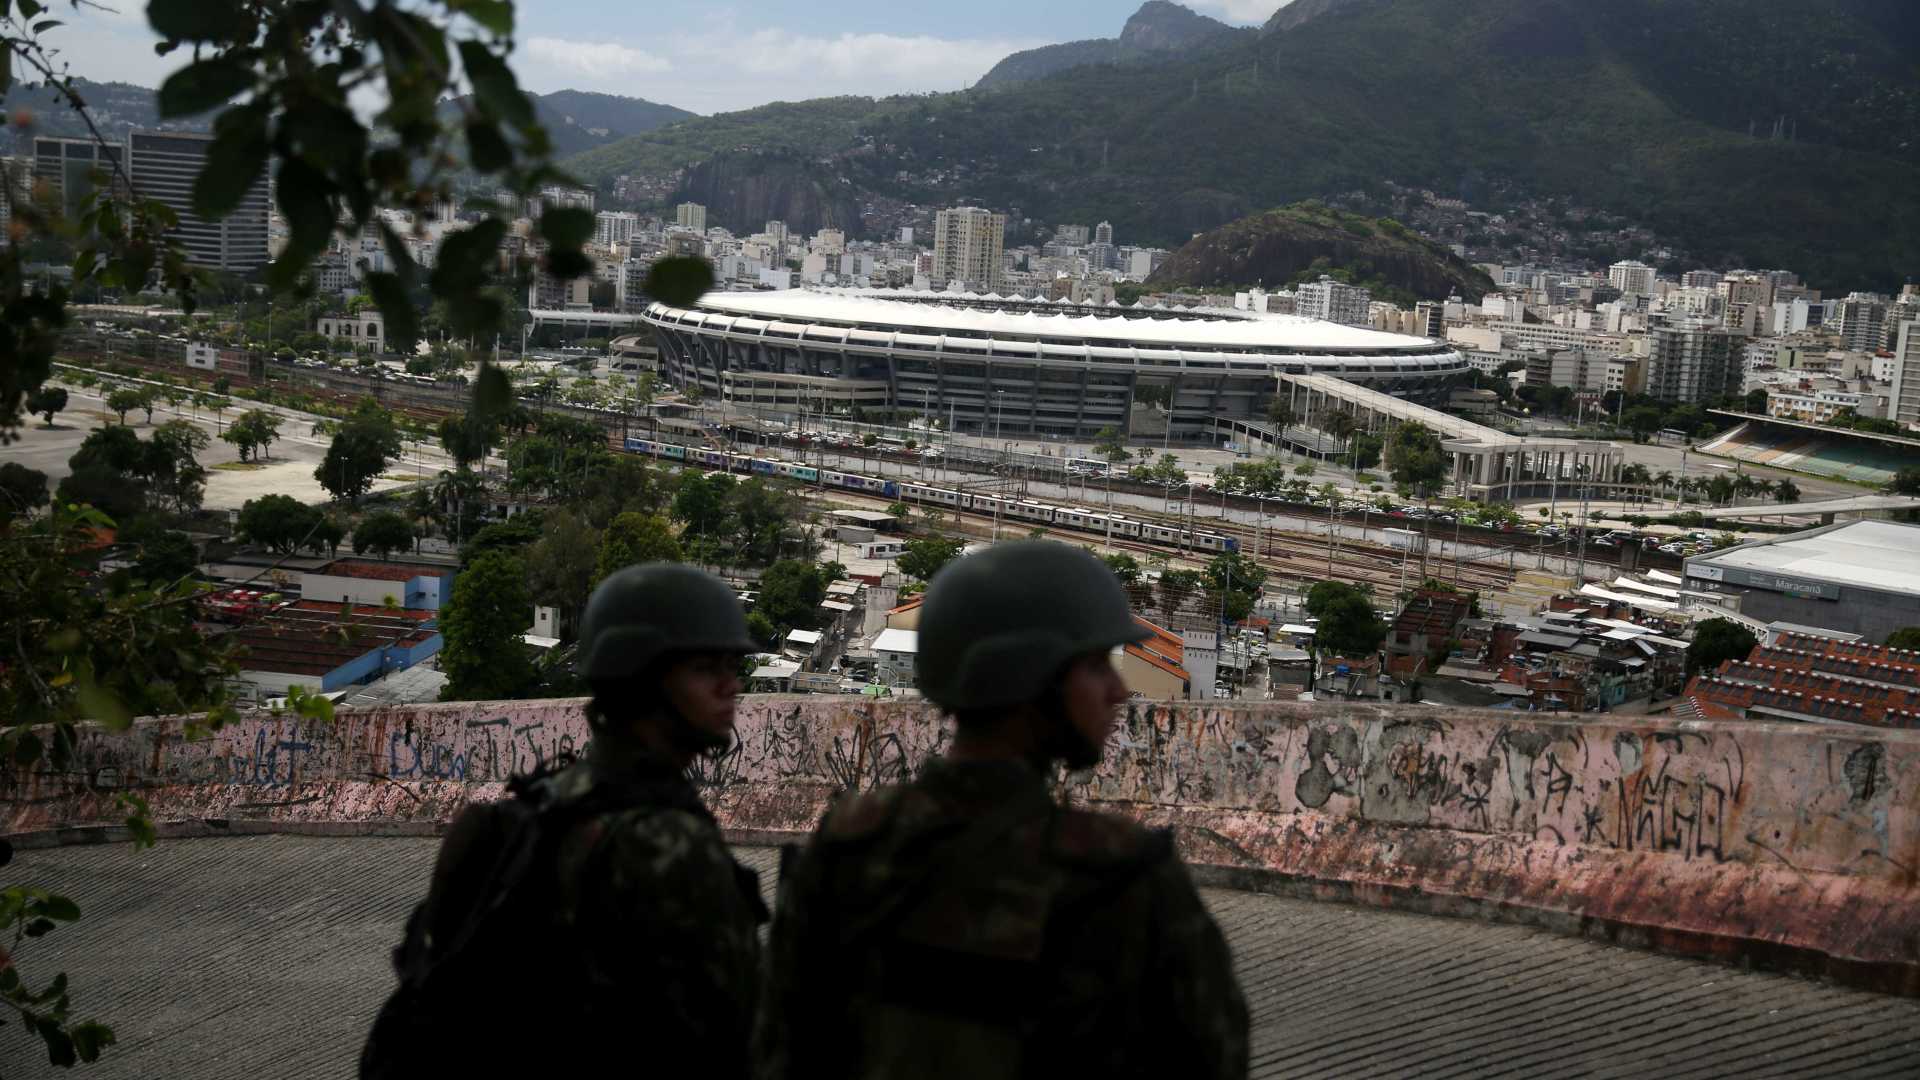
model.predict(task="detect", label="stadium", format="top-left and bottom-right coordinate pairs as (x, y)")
top-left (637, 289), bottom-right (1469, 440)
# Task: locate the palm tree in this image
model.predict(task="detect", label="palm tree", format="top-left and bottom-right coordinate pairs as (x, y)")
top-left (1324, 410), bottom-right (1357, 467)
top-left (1774, 478), bottom-right (1801, 504)
top-left (1654, 470), bottom-right (1675, 506)
top-left (1265, 398), bottom-right (1294, 458)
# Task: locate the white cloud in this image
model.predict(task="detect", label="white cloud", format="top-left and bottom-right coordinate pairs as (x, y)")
top-left (522, 37), bottom-right (673, 82)
top-left (1186, 0), bottom-right (1289, 24)
top-left (709, 28), bottom-right (1037, 83)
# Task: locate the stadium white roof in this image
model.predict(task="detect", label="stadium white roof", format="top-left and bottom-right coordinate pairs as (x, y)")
top-left (1686, 520), bottom-right (1920, 597)
top-left (682, 289), bottom-right (1441, 354)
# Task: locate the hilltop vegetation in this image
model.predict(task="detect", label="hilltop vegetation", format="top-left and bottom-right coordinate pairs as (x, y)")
top-left (562, 0), bottom-right (1920, 291)
top-left (1148, 203), bottom-right (1497, 303)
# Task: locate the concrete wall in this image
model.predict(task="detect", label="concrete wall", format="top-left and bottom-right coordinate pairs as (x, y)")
top-left (5, 698), bottom-right (1918, 991)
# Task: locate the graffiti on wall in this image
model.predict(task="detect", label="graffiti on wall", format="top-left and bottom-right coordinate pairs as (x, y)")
top-left (1, 698), bottom-right (1913, 886)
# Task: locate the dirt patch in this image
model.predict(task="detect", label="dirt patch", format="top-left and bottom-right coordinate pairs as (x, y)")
top-left (214, 462), bottom-right (268, 472)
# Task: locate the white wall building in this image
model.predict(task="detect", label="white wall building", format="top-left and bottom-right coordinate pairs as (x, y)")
top-left (932, 207), bottom-right (1005, 293)
top-left (1295, 276), bottom-right (1371, 327)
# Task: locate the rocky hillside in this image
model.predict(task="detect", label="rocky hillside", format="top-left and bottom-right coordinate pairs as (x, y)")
top-left (1263, 0), bottom-right (1377, 35)
top-left (975, 2), bottom-right (1241, 89)
top-left (441, 90), bottom-right (695, 156)
top-left (1147, 203), bottom-right (1496, 303)
top-left (671, 151), bottom-right (864, 237)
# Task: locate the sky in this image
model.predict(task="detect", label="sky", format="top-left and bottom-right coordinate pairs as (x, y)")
top-left (54, 1), bottom-right (1292, 115)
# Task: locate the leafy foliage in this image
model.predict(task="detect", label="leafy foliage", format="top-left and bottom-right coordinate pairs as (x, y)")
top-left (897, 536), bottom-right (965, 583)
top-left (236, 494), bottom-right (322, 554)
top-left (1686, 617), bottom-right (1759, 678)
top-left (316, 398), bottom-right (404, 502)
top-left (595, 511), bottom-right (683, 583)
top-left (439, 548), bottom-right (536, 702)
top-left (351, 510), bottom-right (416, 559)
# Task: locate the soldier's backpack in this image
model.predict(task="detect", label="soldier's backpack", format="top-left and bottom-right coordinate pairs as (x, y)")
top-left (358, 764), bottom-right (705, 1079)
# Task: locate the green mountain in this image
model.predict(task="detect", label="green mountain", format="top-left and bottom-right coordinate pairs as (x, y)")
top-left (441, 89), bottom-right (696, 157)
top-left (565, 0), bottom-right (1920, 291)
top-left (1148, 202), bottom-right (1497, 303)
top-left (975, 2), bottom-right (1244, 90)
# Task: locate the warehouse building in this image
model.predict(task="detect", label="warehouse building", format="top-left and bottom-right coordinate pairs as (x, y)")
top-left (1682, 521), bottom-right (1920, 643)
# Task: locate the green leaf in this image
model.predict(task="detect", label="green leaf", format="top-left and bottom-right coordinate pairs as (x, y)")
top-left (158, 57), bottom-right (253, 118)
top-left (545, 249), bottom-right (592, 279)
top-left (22, 917), bottom-right (55, 937)
top-left (474, 363), bottom-right (512, 418)
top-left (147, 0), bottom-right (248, 42)
top-left (457, 40), bottom-right (535, 132)
top-left (449, 0), bottom-right (514, 37)
top-left (31, 19), bottom-right (60, 34)
top-left (74, 679), bottom-right (133, 731)
top-left (274, 158), bottom-right (335, 257)
top-left (70, 1022), bottom-right (115, 1062)
top-left (538, 206), bottom-right (594, 251)
top-left (193, 105), bottom-right (270, 219)
top-left (17, 0), bottom-right (42, 19)
top-left (37, 1018), bottom-right (75, 1067)
top-left (644, 257), bottom-right (716, 308)
top-left (464, 118), bottom-right (511, 173)
top-left (428, 218), bottom-right (506, 301)
top-left (365, 272), bottom-right (419, 356)
top-left (36, 895), bottom-right (79, 921)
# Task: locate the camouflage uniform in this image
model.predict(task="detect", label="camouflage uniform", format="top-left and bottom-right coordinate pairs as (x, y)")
top-left (416, 738), bottom-right (766, 1077)
top-left (755, 757), bottom-right (1249, 1080)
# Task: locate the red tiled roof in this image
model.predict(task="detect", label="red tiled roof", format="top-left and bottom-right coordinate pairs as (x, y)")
top-left (1391, 590), bottom-right (1474, 638)
top-left (1683, 634), bottom-right (1920, 730)
top-left (228, 604), bottom-right (439, 677)
top-left (1125, 615), bottom-right (1188, 681)
top-left (313, 560), bottom-right (451, 583)
top-left (887, 596), bottom-right (924, 615)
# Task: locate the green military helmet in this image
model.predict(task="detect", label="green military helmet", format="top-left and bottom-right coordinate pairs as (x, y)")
top-left (576, 563), bottom-right (759, 681)
top-left (916, 540), bottom-right (1148, 711)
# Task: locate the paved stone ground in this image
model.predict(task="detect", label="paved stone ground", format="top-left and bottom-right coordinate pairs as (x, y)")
top-left (3, 836), bottom-right (1917, 1078)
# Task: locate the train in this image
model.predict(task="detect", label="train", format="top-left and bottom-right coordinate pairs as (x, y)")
top-left (622, 437), bottom-right (1240, 555)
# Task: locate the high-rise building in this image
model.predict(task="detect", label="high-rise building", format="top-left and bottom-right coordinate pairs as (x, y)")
top-left (1890, 318), bottom-right (1920, 430)
top-left (593, 210), bottom-right (640, 249)
top-left (674, 202), bottom-right (706, 232)
top-left (32, 136), bottom-right (125, 220)
top-left (1412, 301), bottom-right (1445, 339)
top-left (1054, 223), bottom-right (1090, 247)
top-left (1607, 259), bottom-right (1656, 296)
top-left (765, 220), bottom-right (788, 249)
top-left (1094, 220), bottom-right (1114, 246)
top-left (128, 131), bottom-right (269, 272)
top-left (1648, 322), bottom-right (1741, 404)
top-left (0, 157), bottom-right (30, 241)
top-left (1680, 270), bottom-right (1722, 291)
top-left (1295, 276), bottom-right (1372, 327)
top-left (1837, 292), bottom-right (1889, 353)
top-left (933, 206), bottom-right (1004, 293)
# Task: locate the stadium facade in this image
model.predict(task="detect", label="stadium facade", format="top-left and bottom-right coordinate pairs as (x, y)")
top-left (638, 289), bottom-right (1468, 439)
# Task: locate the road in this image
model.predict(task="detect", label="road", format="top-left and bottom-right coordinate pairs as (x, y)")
top-left (2, 835), bottom-right (1915, 1078)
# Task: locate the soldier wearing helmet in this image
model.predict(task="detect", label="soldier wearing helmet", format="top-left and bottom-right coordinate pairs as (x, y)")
top-left (754, 541), bottom-right (1248, 1079)
top-left (365, 563), bottom-right (765, 1079)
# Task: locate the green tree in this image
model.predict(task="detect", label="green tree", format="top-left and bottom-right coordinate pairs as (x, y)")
top-left (25, 385), bottom-right (67, 427)
top-left (524, 509), bottom-right (600, 634)
top-left (0, 462), bottom-right (49, 521)
top-left (463, 512), bottom-right (547, 566)
top-left (317, 398), bottom-right (404, 502)
top-left (1204, 551), bottom-right (1268, 624)
top-left (1156, 568), bottom-right (1203, 614)
top-left (106, 387), bottom-right (145, 425)
top-left (1888, 468), bottom-right (1920, 496)
top-left (897, 536), bottom-right (964, 582)
top-left (756, 559), bottom-right (831, 632)
top-left (352, 511), bottom-right (417, 559)
top-left (1885, 627), bottom-right (1920, 651)
top-left (135, 387), bottom-right (159, 425)
top-left (595, 512), bottom-right (683, 583)
top-left (1308, 581), bottom-right (1386, 657)
top-left (149, 420), bottom-right (211, 514)
top-left (236, 494), bottom-right (323, 555)
top-left (439, 549), bottom-right (537, 702)
top-left (672, 471), bottom-right (738, 539)
top-left (1092, 425), bottom-right (1130, 464)
top-left (223, 408), bottom-right (283, 462)
top-left (1102, 552), bottom-right (1143, 586)
top-left (1686, 618), bottom-right (1759, 678)
top-left (130, 529), bottom-right (201, 586)
top-left (308, 514), bottom-right (347, 558)
top-left (1622, 405), bottom-right (1664, 442)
